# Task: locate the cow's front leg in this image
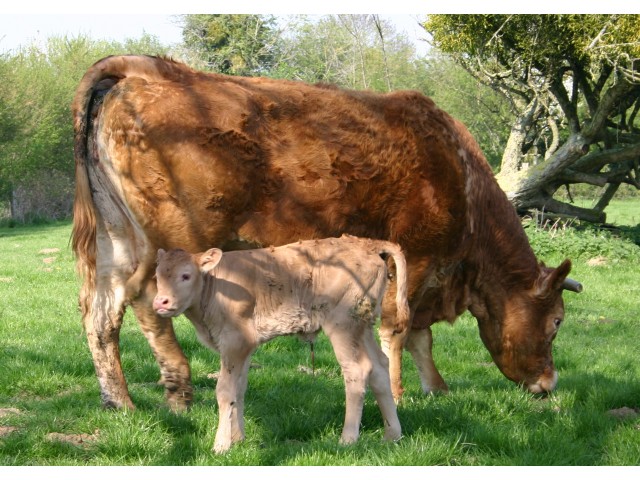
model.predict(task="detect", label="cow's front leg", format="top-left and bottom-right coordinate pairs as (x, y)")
top-left (405, 327), bottom-right (448, 394)
top-left (131, 279), bottom-right (192, 411)
top-left (213, 349), bottom-right (252, 454)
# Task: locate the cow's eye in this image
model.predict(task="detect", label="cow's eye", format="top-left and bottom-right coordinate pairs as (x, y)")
top-left (553, 318), bottom-right (562, 329)
top-left (181, 273), bottom-right (191, 281)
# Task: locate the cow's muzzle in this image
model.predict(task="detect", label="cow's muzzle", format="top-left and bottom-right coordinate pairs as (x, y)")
top-left (526, 369), bottom-right (558, 394)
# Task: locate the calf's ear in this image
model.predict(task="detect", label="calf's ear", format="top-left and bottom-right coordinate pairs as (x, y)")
top-left (199, 248), bottom-right (223, 273)
top-left (157, 249), bottom-right (166, 263)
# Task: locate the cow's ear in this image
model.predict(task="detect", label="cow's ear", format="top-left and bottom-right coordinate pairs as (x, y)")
top-left (537, 259), bottom-right (572, 295)
top-left (200, 248), bottom-right (223, 273)
top-left (157, 249), bottom-right (166, 263)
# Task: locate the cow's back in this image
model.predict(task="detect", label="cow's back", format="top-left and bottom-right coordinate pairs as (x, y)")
top-left (88, 62), bottom-right (468, 267)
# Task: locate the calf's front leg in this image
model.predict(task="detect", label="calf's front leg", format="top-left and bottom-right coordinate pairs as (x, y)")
top-left (213, 348), bottom-right (252, 454)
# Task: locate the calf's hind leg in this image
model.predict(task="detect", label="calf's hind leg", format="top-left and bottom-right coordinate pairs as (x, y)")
top-left (362, 329), bottom-right (402, 441)
top-left (80, 276), bottom-right (133, 410)
top-left (325, 322), bottom-right (399, 444)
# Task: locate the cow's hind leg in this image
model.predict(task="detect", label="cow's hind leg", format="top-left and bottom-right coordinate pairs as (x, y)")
top-left (130, 278), bottom-right (193, 412)
top-left (405, 327), bottom-right (449, 394)
top-left (81, 277), bottom-right (133, 410)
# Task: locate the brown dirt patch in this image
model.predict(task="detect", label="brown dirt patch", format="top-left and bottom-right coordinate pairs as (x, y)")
top-left (46, 430), bottom-right (100, 448)
top-left (607, 407), bottom-right (639, 419)
top-left (598, 316), bottom-right (616, 324)
top-left (0, 426), bottom-right (18, 437)
top-left (587, 256), bottom-right (608, 267)
top-left (42, 257), bottom-right (56, 264)
top-left (38, 248), bottom-right (60, 255)
top-left (0, 408), bottom-right (22, 417)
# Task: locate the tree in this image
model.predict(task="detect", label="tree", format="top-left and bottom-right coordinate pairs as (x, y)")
top-left (425, 14), bottom-right (640, 223)
top-left (180, 14), bottom-right (281, 75)
top-left (271, 15), bottom-right (429, 93)
top-left (0, 33), bottom-right (167, 222)
top-left (421, 52), bottom-right (511, 169)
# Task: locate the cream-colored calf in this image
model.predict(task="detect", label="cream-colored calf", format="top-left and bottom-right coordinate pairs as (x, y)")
top-left (153, 235), bottom-right (408, 453)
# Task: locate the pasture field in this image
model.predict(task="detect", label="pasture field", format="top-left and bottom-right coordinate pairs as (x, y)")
top-left (0, 211), bottom-right (638, 469)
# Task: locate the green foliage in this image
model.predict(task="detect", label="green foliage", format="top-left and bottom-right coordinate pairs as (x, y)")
top-left (524, 198), bottom-right (640, 265)
top-left (0, 33), bottom-right (167, 220)
top-left (270, 15), bottom-right (429, 93)
top-left (421, 53), bottom-right (511, 169)
top-left (180, 14), bottom-right (280, 75)
top-left (525, 217), bottom-right (639, 264)
top-left (425, 14), bottom-right (640, 75)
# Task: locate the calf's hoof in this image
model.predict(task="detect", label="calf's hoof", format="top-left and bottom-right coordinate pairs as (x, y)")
top-left (213, 442), bottom-right (232, 454)
top-left (383, 425), bottom-right (402, 442)
top-left (339, 432), bottom-right (359, 445)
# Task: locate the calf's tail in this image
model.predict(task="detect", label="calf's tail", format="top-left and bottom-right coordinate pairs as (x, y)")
top-left (380, 243), bottom-right (410, 334)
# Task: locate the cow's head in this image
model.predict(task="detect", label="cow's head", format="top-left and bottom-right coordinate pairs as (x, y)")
top-left (473, 259), bottom-right (581, 394)
top-left (153, 248), bottom-right (223, 318)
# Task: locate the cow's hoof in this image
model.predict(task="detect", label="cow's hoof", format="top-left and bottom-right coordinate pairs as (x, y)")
top-left (165, 384), bottom-right (192, 412)
top-left (101, 393), bottom-right (136, 411)
top-left (424, 382), bottom-right (449, 395)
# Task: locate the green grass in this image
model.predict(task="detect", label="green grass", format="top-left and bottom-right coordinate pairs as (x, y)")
top-left (0, 218), bottom-right (638, 466)
top-left (571, 197), bottom-right (640, 226)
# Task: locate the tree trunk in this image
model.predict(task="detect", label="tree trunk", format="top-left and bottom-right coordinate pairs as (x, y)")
top-left (509, 133), bottom-right (589, 203)
top-left (594, 182), bottom-right (620, 215)
top-left (497, 98), bottom-right (538, 193)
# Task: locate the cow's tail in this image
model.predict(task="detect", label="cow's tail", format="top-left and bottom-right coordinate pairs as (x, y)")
top-left (71, 55), bottom-right (187, 316)
top-left (380, 243), bottom-right (411, 335)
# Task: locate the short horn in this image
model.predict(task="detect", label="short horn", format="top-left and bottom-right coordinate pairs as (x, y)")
top-left (562, 278), bottom-right (583, 293)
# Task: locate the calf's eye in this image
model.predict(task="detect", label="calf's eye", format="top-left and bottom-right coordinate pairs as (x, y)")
top-left (181, 274), bottom-right (191, 281)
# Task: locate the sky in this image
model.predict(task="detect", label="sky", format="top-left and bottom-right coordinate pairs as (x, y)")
top-left (0, 2), bottom-right (436, 55)
top-left (0, 13), bottom-right (430, 56)
top-left (2, 1), bottom-right (633, 56)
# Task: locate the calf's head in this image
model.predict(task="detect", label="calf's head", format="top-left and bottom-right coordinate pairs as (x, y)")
top-left (473, 259), bottom-right (582, 394)
top-left (153, 248), bottom-right (223, 318)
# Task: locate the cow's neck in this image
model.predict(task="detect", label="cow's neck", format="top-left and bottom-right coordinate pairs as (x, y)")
top-left (461, 147), bottom-right (539, 345)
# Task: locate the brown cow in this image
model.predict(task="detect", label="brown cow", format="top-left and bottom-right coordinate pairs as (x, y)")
top-left (71, 55), bottom-right (581, 411)
top-left (153, 235), bottom-right (407, 452)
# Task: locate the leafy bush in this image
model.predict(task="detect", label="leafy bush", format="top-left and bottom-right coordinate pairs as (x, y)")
top-left (523, 217), bottom-right (640, 263)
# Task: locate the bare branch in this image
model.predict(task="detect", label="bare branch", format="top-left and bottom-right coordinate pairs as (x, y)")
top-left (571, 141), bottom-right (640, 172)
